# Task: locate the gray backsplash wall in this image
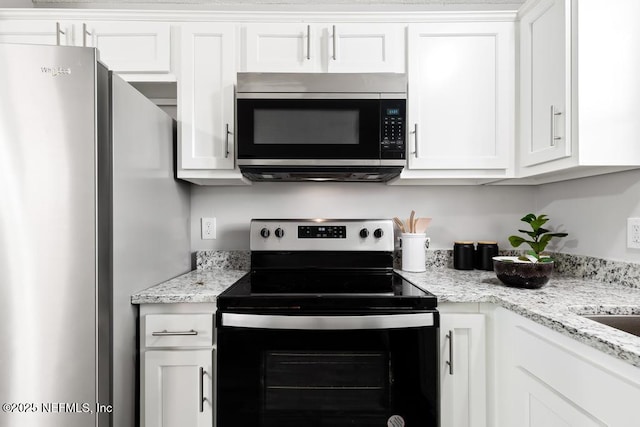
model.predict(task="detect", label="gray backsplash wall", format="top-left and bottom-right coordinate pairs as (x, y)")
top-left (536, 168), bottom-right (640, 263)
top-left (191, 169), bottom-right (640, 266)
top-left (190, 182), bottom-right (536, 251)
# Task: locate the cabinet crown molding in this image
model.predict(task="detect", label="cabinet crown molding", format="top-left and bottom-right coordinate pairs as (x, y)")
top-left (0, 9), bottom-right (517, 23)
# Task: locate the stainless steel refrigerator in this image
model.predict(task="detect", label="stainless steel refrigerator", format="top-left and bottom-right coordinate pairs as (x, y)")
top-left (0, 43), bottom-right (191, 427)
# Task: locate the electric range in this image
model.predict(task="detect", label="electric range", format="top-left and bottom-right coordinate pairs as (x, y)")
top-left (216, 219), bottom-right (440, 427)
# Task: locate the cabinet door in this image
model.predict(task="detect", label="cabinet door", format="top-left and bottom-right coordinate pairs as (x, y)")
top-left (519, 0), bottom-right (570, 167)
top-left (178, 24), bottom-right (236, 171)
top-left (496, 308), bottom-right (640, 427)
top-left (508, 368), bottom-right (605, 427)
top-left (244, 23), bottom-right (320, 72)
top-left (327, 24), bottom-right (405, 73)
top-left (407, 22), bottom-right (513, 171)
top-left (0, 20), bottom-right (71, 45)
top-left (82, 21), bottom-right (171, 73)
top-left (143, 349), bottom-right (213, 427)
top-left (440, 313), bottom-right (486, 427)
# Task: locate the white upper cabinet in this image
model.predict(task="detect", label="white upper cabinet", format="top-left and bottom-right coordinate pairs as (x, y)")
top-left (82, 21), bottom-right (171, 75)
top-left (176, 23), bottom-right (247, 185)
top-left (517, 0), bottom-right (640, 182)
top-left (0, 19), bottom-right (172, 80)
top-left (402, 21), bottom-right (514, 180)
top-left (244, 23), bottom-right (319, 72)
top-left (519, 0), bottom-right (570, 168)
top-left (328, 24), bottom-right (404, 72)
top-left (243, 23), bottom-right (405, 73)
top-left (0, 20), bottom-right (72, 45)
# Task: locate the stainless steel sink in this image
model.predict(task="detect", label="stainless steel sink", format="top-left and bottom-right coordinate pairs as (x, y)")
top-left (584, 315), bottom-right (640, 337)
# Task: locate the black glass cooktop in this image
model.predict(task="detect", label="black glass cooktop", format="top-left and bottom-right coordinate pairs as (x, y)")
top-left (217, 270), bottom-right (437, 313)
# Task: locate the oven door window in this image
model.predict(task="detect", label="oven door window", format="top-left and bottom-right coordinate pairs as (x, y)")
top-left (264, 350), bottom-right (388, 412)
top-left (236, 99), bottom-right (381, 159)
top-left (217, 326), bottom-right (438, 427)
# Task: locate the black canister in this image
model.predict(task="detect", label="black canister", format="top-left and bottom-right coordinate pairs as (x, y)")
top-left (475, 241), bottom-right (499, 270)
top-left (453, 241), bottom-right (475, 270)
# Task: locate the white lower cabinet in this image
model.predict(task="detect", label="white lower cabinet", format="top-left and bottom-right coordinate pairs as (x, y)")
top-left (439, 305), bottom-right (487, 427)
top-left (494, 307), bottom-right (640, 427)
top-left (140, 304), bottom-right (216, 427)
top-left (144, 350), bottom-right (213, 427)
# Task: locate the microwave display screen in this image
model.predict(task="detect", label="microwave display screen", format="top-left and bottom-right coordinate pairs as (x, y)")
top-left (386, 108), bottom-right (400, 116)
top-left (254, 109), bottom-right (359, 145)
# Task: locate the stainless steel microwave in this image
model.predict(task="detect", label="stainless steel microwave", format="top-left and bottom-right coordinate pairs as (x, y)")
top-left (236, 72), bottom-right (407, 182)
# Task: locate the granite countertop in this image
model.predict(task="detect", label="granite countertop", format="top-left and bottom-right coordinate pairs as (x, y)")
top-left (130, 269), bottom-right (248, 304)
top-left (396, 269), bottom-right (640, 368)
top-left (131, 266), bottom-right (640, 368)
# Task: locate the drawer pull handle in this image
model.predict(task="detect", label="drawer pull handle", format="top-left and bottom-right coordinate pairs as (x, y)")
top-left (151, 329), bottom-right (198, 336)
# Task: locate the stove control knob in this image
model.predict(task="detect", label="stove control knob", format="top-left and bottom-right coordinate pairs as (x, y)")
top-left (275, 228), bottom-right (285, 238)
top-left (374, 228), bottom-right (384, 239)
top-left (359, 228), bottom-right (370, 238)
top-left (260, 228), bottom-right (270, 238)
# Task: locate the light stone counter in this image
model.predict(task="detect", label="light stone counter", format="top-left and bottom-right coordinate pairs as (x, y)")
top-left (130, 269), bottom-right (247, 304)
top-left (396, 269), bottom-right (640, 368)
top-left (131, 261), bottom-right (640, 368)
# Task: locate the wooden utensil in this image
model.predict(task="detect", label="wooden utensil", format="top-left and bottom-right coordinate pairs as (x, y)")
top-left (414, 217), bottom-right (432, 234)
top-left (393, 217), bottom-right (406, 233)
top-left (408, 210), bottom-right (416, 233)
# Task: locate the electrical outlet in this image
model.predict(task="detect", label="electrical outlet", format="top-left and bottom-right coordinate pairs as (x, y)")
top-left (201, 217), bottom-right (216, 240)
top-left (628, 218), bottom-right (640, 249)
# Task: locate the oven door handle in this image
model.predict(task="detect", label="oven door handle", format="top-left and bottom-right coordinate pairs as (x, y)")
top-left (220, 312), bottom-right (435, 330)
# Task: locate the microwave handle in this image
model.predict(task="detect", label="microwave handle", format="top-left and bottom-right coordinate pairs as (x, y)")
top-left (221, 312), bottom-right (435, 330)
top-left (411, 123), bottom-right (419, 158)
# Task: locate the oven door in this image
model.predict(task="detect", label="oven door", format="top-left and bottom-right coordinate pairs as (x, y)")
top-left (216, 311), bottom-right (439, 427)
top-left (236, 97), bottom-right (386, 161)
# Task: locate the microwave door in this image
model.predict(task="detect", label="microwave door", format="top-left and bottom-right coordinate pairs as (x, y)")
top-left (236, 98), bottom-right (383, 160)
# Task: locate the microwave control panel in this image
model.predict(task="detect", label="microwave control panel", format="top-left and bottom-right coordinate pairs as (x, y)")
top-left (380, 99), bottom-right (406, 159)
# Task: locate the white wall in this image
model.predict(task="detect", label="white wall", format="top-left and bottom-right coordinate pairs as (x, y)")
top-left (536, 169), bottom-right (640, 263)
top-left (191, 183), bottom-right (536, 251)
top-left (191, 169), bottom-right (640, 263)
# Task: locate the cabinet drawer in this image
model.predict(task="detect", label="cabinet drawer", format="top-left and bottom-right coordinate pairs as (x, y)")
top-left (144, 314), bottom-right (213, 348)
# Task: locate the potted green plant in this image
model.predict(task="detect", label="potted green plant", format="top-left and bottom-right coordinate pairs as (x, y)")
top-left (493, 213), bottom-right (568, 288)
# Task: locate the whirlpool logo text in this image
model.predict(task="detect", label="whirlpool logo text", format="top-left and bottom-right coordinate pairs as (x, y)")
top-left (41, 66), bottom-right (71, 77)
